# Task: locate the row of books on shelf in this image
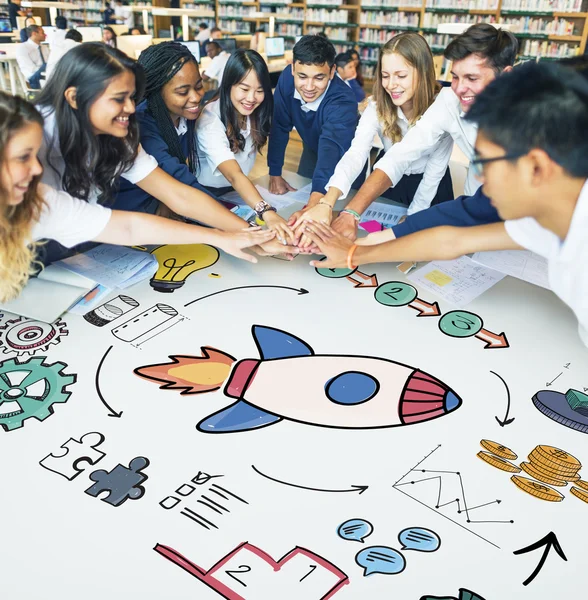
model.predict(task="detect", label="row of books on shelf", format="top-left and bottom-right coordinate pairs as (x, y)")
top-left (275, 23), bottom-right (303, 35)
top-left (520, 38), bottom-right (581, 54)
top-left (307, 25), bottom-right (354, 39)
top-left (359, 11), bottom-right (420, 26)
top-left (501, 0), bottom-right (583, 12)
top-left (501, 16), bottom-right (577, 34)
top-left (422, 12), bottom-right (493, 26)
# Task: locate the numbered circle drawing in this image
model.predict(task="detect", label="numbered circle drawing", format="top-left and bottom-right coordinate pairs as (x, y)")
top-left (438, 310), bottom-right (483, 338)
top-left (314, 258), bottom-right (356, 279)
top-left (374, 282), bottom-right (418, 307)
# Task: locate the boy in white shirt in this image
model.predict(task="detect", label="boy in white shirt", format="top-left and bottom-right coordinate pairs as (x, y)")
top-left (304, 62), bottom-right (588, 348)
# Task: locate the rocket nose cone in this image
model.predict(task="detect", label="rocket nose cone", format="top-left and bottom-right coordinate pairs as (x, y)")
top-left (445, 390), bottom-right (461, 413)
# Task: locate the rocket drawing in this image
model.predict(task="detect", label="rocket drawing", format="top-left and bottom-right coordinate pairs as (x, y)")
top-left (134, 325), bottom-right (462, 433)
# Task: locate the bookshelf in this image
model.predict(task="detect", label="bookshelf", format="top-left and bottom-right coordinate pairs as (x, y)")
top-left (211, 0), bottom-right (588, 78)
top-left (26, 0), bottom-right (585, 64)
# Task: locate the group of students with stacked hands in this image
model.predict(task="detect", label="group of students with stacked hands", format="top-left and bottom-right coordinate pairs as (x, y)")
top-left (0, 24), bottom-right (587, 346)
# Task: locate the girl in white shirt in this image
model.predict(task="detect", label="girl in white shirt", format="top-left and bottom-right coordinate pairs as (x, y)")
top-left (34, 42), bottom-right (290, 261)
top-left (294, 32), bottom-right (454, 243)
top-left (0, 92), bottom-right (275, 303)
top-left (196, 49), bottom-right (295, 244)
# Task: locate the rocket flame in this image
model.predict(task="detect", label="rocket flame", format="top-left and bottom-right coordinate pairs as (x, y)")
top-left (134, 347), bottom-right (236, 394)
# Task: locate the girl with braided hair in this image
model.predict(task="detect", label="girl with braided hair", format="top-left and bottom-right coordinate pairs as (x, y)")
top-left (196, 49), bottom-right (296, 245)
top-left (0, 91), bottom-right (276, 303)
top-left (116, 41), bottom-right (300, 255)
top-left (34, 42), bottom-right (299, 260)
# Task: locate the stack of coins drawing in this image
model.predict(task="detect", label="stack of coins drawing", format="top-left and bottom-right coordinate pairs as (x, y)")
top-left (477, 440), bottom-right (588, 504)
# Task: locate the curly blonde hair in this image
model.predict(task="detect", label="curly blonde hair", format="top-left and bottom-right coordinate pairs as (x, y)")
top-left (373, 32), bottom-right (440, 143)
top-left (0, 93), bottom-right (45, 302)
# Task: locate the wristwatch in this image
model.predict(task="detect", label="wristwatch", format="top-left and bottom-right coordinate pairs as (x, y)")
top-left (254, 200), bottom-right (277, 218)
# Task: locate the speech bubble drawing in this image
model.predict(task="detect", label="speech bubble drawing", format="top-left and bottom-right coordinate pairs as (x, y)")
top-left (398, 527), bottom-right (441, 553)
top-left (355, 546), bottom-right (406, 576)
top-left (337, 519), bottom-right (374, 543)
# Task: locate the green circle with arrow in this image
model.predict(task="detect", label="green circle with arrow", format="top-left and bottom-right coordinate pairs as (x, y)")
top-left (439, 310), bottom-right (483, 338)
top-left (374, 282), bottom-right (417, 307)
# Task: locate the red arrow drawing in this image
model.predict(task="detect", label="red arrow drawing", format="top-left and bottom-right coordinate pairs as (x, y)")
top-left (475, 328), bottom-right (510, 349)
top-left (408, 297), bottom-right (441, 317)
top-left (346, 271), bottom-right (379, 288)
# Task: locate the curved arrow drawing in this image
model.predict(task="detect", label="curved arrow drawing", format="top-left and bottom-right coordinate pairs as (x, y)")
top-left (252, 465), bottom-right (368, 495)
top-left (95, 345), bottom-right (123, 418)
top-left (513, 531), bottom-right (567, 586)
top-left (491, 371), bottom-right (515, 427)
top-left (184, 285), bottom-right (309, 308)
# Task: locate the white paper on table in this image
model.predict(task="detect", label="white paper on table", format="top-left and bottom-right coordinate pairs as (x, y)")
top-left (361, 201), bottom-right (407, 227)
top-left (407, 255), bottom-right (506, 307)
top-left (471, 249), bottom-right (549, 289)
top-left (255, 183), bottom-right (313, 209)
top-left (0, 277), bottom-right (93, 323)
top-left (58, 245), bottom-right (157, 289)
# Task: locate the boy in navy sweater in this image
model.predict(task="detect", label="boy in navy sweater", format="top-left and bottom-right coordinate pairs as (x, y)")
top-left (267, 35), bottom-right (358, 210)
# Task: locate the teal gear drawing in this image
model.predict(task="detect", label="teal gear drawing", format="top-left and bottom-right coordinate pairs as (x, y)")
top-left (0, 357), bottom-right (77, 432)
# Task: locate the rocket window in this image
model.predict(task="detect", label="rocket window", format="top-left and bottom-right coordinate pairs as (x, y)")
top-left (324, 371), bottom-right (380, 406)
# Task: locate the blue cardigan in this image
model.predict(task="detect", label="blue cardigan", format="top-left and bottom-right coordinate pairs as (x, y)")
top-left (392, 186), bottom-right (500, 237)
top-left (267, 67), bottom-right (358, 194)
top-left (115, 102), bottom-right (217, 213)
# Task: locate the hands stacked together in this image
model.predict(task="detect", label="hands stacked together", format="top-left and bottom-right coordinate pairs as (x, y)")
top-left (265, 174), bottom-right (361, 261)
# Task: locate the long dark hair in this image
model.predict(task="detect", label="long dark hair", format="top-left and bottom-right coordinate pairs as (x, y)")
top-left (216, 49), bottom-right (272, 154)
top-left (138, 41), bottom-right (199, 174)
top-left (35, 42), bottom-right (144, 204)
top-left (103, 26), bottom-right (118, 48)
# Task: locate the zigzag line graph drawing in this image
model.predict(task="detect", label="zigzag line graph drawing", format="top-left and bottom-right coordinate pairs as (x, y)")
top-left (392, 445), bottom-right (514, 549)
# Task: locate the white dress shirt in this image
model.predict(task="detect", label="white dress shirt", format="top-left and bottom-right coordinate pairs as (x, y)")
top-left (38, 108), bottom-right (158, 204)
top-left (45, 39), bottom-right (79, 79)
top-left (48, 28), bottom-right (66, 49)
top-left (15, 38), bottom-right (45, 80)
top-left (195, 98), bottom-right (256, 188)
top-left (326, 99), bottom-right (453, 214)
top-left (204, 51), bottom-right (230, 84)
top-left (31, 184), bottom-right (112, 246)
top-left (196, 28), bottom-right (211, 43)
top-left (505, 180), bottom-right (588, 347)
top-left (375, 87), bottom-right (479, 197)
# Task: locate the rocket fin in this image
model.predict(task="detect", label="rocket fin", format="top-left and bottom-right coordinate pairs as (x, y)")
top-left (252, 325), bottom-right (314, 360)
top-left (197, 400), bottom-right (282, 433)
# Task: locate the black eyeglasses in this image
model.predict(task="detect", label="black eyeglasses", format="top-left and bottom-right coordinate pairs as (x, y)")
top-left (470, 152), bottom-right (525, 177)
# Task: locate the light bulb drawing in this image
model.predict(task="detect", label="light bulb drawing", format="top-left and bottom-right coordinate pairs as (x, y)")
top-left (149, 245), bottom-right (220, 293)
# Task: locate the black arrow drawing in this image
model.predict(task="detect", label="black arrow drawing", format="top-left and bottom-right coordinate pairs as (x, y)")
top-left (184, 285), bottom-right (309, 308)
top-left (546, 372), bottom-right (563, 387)
top-left (95, 345), bottom-right (123, 418)
top-left (513, 531), bottom-right (567, 586)
top-left (491, 371), bottom-right (515, 427)
top-left (251, 465), bottom-right (368, 495)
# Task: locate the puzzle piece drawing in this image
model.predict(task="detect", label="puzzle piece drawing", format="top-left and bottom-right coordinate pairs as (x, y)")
top-left (85, 457), bottom-right (150, 507)
top-left (39, 432), bottom-right (106, 480)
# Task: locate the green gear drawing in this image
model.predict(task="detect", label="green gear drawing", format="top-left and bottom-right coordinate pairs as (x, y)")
top-left (0, 356), bottom-right (76, 432)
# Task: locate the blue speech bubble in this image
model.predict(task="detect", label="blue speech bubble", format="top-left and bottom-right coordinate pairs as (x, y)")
top-left (337, 518), bottom-right (374, 543)
top-left (398, 527), bottom-right (441, 553)
top-left (355, 546), bottom-right (406, 576)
